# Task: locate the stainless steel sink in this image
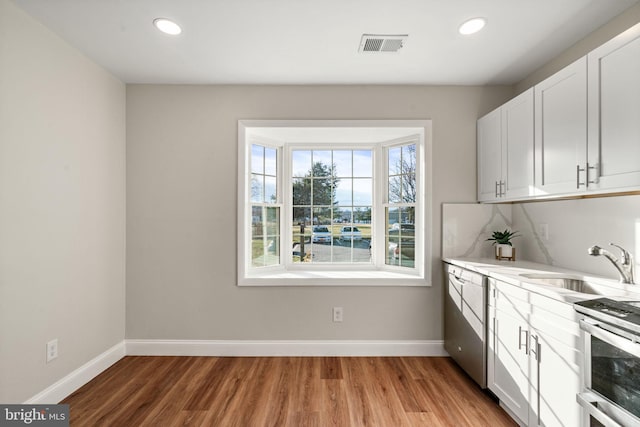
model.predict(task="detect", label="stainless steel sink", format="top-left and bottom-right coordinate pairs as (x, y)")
top-left (518, 273), bottom-right (604, 295)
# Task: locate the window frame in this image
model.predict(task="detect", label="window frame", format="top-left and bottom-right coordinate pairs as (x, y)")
top-left (238, 120), bottom-right (432, 287)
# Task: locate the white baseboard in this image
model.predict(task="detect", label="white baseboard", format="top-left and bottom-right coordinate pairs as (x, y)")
top-left (25, 339), bottom-right (446, 404)
top-left (24, 342), bottom-right (126, 404)
top-left (125, 339), bottom-right (448, 357)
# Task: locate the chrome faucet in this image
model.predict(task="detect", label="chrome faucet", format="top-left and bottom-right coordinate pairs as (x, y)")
top-left (588, 243), bottom-right (636, 284)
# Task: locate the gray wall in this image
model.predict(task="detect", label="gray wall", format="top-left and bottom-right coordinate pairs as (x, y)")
top-left (0, 0), bottom-right (126, 403)
top-left (126, 85), bottom-right (513, 340)
top-left (516, 2), bottom-right (640, 93)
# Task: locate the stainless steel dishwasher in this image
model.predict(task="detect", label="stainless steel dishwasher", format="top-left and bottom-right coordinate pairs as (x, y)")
top-left (444, 263), bottom-right (487, 388)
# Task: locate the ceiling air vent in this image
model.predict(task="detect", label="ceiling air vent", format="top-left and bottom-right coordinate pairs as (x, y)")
top-left (359, 34), bottom-right (408, 53)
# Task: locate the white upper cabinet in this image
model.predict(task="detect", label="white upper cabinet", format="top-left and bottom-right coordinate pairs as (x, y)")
top-left (534, 57), bottom-right (588, 196)
top-left (587, 22), bottom-right (640, 191)
top-left (503, 89), bottom-right (534, 200)
top-left (477, 108), bottom-right (503, 201)
top-left (478, 88), bottom-right (534, 202)
top-left (479, 23), bottom-right (640, 202)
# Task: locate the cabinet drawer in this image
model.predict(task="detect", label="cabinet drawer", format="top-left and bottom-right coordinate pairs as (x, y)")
top-left (446, 264), bottom-right (484, 286)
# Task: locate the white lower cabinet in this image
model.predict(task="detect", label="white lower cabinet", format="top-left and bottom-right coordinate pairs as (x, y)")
top-left (487, 278), bottom-right (583, 426)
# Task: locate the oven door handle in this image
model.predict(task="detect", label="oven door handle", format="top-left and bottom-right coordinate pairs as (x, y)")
top-left (579, 319), bottom-right (640, 359)
top-left (577, 391), bottom-right (640, 427)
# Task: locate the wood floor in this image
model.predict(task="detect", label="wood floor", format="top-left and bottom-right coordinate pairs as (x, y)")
top-left (62, 356), bottom-right (516, 427)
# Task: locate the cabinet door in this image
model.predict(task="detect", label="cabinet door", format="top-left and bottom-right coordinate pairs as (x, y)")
top-left (477, 108), bottom-right (502, 201)
top-left (535, 57), bottom-right (588, 196)
top-left (503, 88), bottom-right (534, 199)
top-left (529, 316), bottom-right (583, 427)
top-left (488, 305), bottom-right (530, 424)
top-left (588, 23), bottom-right (640, 191)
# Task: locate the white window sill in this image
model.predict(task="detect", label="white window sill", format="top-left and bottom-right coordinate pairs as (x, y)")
top-left (239, 270), bottom-right (429, 287)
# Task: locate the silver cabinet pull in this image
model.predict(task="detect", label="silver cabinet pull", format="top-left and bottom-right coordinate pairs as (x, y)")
top-left (587, 162), bottom-right (599, 185)
top-left (495, 181), bottom-right (499, 198)
top-left (530, 334), bottom-right (540, 361)
top-left (518, 326), bottom-right (529, 355)
top-left (499, 180), bottom-right (506, 197)
top-left (576, 164), bottom-right (586, 188)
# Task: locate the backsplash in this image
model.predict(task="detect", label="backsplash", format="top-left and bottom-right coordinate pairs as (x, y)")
top-left (512, 195), bottom-right (640, 280)
top-left (442, 195), bottom-right (640, 282)
top-left (442, 203), bottom-right (512, 259)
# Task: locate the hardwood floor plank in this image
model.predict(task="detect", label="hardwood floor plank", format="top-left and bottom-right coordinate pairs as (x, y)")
top-left (62, 356), bottom-right (517, 427)
top-left (381, 357), bottom-right (432, 413)
top-left (137, 357), bottom-right (217, 427)
top-left (320, 356), bottom-right (343, 379)
top-left (320, 379), bottom-right (350, 426)
top-left (353, 357), bottom-right (412, 427)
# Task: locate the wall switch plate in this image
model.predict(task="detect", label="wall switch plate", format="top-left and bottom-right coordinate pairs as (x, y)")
top-left (46, 339), bottom-right (58, 363)
top-left (332, 307), bottom-right (343, 322)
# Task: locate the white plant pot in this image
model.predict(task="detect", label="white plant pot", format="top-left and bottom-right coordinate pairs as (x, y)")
top-left (496, 244), bottom-right (513, 258)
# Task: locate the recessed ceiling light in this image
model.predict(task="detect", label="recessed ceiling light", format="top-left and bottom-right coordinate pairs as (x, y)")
top-left (153, 18), bottom-right (182, 35)
top-left (459, 17), bottom-right (486, 35)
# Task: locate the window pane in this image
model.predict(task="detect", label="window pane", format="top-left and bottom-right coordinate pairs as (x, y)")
top-left (389, 147), bottom-right (402, 175)
top-left (401, 174), bottom-right (416, 203)
top-left (385, 207), bottom-right (415, 268)
top-left (353, 150), bottom-right (372, 177)
top-left (251, 206), bottom-right (280, 268)
top-left (353, 206), bottom-right (371, 225)
top-left (251, 174), bottom-right (264, 203)
top-left (401, 207), bottom-right (416, 226)
top-left (388, 176), bottom-right (402, 203)
top-left (313, 207), bottom-right (332, 228)
top-left (251, 144), bottom-right (264, 174)
top-left (335, 179), bottom-right (352, 206)
top-left (402, 144), bottom-right (416, 175)
top-left (292, 150), bottom-right (312, 177)
top-left (292, 178), bottom-right (311, 205)
top-left (292, 206), bottom-right (311, 226)
top-left (265, 176), bottom-right (277, 203)
top-left (265, 147), bottom-right (277, 176)
top-left (266, 207), bottom-right (279, 235)
top-left (312, 151), bottom-right (332, 175)
top-left (291, 208), bottom-right (310, 263)
top-left (264, 207), bottom-right (280, 267)
top-left (312, 177), bottom-right (333, 205)
top-left (353, 179), bottom-right (372, 205)
top-left (333, 150), bottom-right (352, 177)
top-left (399, 237), bottom-right (416, 268)
top-left (386, 207), bottom-right (401, 228)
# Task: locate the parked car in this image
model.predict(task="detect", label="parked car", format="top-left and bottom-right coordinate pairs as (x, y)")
top-left (339, 226), bottom-right (362, 241)
top-left (311, 225), bottom-right (332, 243)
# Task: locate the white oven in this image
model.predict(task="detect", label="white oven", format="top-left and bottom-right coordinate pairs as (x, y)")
top-left (575, 298), bottom-right (640, 427)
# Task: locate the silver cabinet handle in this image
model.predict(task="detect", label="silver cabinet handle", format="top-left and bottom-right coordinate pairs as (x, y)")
top-left (499, 180), bottom-right (506, 197)
top-left (495, 181), bottom-right (499, 198)
top-left (576, 164), bottom-right (586, 188)
top-left (518, 326), bottom-right (529, 355)
top-left (530, 334), bottom-right (540, 361)
top-left (587, 162), bottom-right (599, 185)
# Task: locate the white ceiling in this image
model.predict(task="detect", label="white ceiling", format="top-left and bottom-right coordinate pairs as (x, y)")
top-left (12, 0), bottom-right (640, 85)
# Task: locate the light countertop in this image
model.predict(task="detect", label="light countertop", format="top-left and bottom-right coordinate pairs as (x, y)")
top-left (443, 257), bottom-right (640, 304)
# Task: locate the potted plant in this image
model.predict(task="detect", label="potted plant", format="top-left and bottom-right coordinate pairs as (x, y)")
top-left (487, 229), bottom-right (520, 260)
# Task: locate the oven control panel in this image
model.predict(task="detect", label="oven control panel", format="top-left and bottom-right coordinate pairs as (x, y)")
top-left (575, 298), bottom-right (640, 334)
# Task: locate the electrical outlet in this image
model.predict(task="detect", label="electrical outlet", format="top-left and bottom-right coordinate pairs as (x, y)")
top-left (333, 307), bottom-right (343, 322)
top-left (46, 339), bottom-right (58, 363)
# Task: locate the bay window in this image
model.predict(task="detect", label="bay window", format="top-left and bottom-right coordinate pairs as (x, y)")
top-left (238, 121), bottom-right (431, 286)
